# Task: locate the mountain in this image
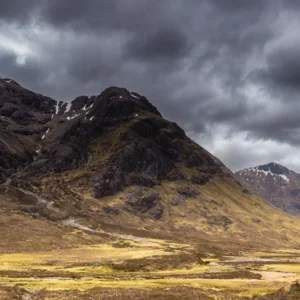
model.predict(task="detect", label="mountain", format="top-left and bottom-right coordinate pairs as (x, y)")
top-left (4, 78), bottom-right (300, 299)
top-left (2, 77), bottom-right (300, 253)
top-left (235, 162), bottom-right (300, 216)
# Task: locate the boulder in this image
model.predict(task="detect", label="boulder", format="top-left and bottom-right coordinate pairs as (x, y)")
top-left (170, 196), bottom-right (185, 205)
top-left (176, 186), bottom-right (199, 198)
top-left (125, 190), bottom-right (164, 220)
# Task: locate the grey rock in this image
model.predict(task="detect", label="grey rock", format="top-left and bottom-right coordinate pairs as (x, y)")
top-left (170, 196), bottom-right (185, 205)
top-left (176, 186), bottom-right (199, 198)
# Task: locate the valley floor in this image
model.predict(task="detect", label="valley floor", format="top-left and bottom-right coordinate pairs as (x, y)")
top-left (1, 227), bottom-right (300, 299)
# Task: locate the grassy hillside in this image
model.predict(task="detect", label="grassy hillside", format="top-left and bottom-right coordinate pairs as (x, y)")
top-left (25, 171), bottom-right (300, 249)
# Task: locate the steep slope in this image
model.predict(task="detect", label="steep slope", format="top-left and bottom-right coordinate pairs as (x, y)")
top-left (2, 78), bottom-right (300, 251)
top-left (235, 162), bottom-right (300, 216)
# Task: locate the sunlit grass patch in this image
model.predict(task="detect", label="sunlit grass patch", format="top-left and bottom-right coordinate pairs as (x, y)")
top-left (202, 258), bottom-right (220, 263)
top-left (1, 249), bottom-right (300, 299)
top-left (0, 243), bottom-right (173, 275)
top-left (0, 277), bottom-right (291, 293)
top-left (260, 264), bottom-right (300, 273)
top-left (62, 265), bottom-right (114, 274)
top-left (244, 251), bottom-right (298, 257)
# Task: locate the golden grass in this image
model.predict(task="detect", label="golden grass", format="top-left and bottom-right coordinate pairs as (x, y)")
top-left (1, 246), bottom-right (300, 299)
top-left (0, 243), bottom-right (173, 274)
top-left (0, 276), bottom-right (291, 294)
top-left (260, 264), bottom-right (300, 273)
top-left (33, 154), bottom-right (300, 252)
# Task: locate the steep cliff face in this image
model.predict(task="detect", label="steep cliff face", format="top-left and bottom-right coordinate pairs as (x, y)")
top-left (236, 162), bottom-right (300, 216)
top-left (0, 78), bottom-right (55, 181)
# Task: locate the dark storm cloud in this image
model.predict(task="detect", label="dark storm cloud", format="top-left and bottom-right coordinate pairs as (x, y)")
top-left (2, 0), bottom-right (300, 170)
top-left (39, 0), bottom-right (180, 33)
top-left (40, 0), bottom-right (120, 30)
top-left (65, 38), bottom-right (125, 84)
top-left (239, 103), bottom-right (300, 147)
top-left (0, 53), bottom-right (46, 89)
top-left (125, 28), bottom-right (190, 62)
top-left (254, 43), bottom-right (300, 92)
top-left (0, 0), bottom-right (41, 22)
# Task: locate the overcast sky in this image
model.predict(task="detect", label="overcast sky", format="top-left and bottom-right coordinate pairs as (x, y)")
top-left (2, 0), bottom-right (300, 172)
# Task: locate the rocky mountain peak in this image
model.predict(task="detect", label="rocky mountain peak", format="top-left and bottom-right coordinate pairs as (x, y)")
top-left (92, 86), bottom-right (162, 118)
top-left (43, 86), bottom-right (162, 121)
top-left (0, 77), bottom-right (20, 86)
top-left (0, 82), bottom-right (223, 199)
top-left (256, 162), bottom-right (290, 176)
top-left (238, 162), bottom-right (292, 182)
top-left (236, 162), bottom-right (300, 216)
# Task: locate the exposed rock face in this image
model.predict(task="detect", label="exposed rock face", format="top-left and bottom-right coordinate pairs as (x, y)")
top-left (235, 162), bottom-right (300, 216)
top-left (207, 216), bottom-right (233, 230)
top-left (170, 196), bottom-right (185, 205)
top-left (177, 186), bottom-right (199, 198)
top-left (0, 79), bottom-right (222, 200)
top-left (0, 78), bottom-right (56, 182)
top-left (125, 189), bottom-right (163, 220)
top-left (102, 206), bottom-right (121, 215)
top-left (0, 77), bottom-right (239, 230)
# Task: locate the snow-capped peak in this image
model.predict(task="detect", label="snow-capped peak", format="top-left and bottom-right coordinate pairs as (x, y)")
top-left (239, 163), bottom-right (290, 183)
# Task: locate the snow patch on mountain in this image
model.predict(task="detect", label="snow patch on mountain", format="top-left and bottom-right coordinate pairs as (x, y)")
top-left (67, 114), bottom-right (80, 120)
top-left (240, 165), bottom-right (290, 182)
top-left (41, 128), bottom-right (50, 140)
top-left (55, 102), bottom-right (60, 114)
top-left (65, 102), bottom-right (72, 113)
top-left (131, 93), bottom-right (139, 99)
top-left (279, 174), bottom-right (290, 182)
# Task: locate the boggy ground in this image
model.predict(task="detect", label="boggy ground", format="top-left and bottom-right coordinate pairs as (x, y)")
top-left (1, 226), bottom-right (300, 300)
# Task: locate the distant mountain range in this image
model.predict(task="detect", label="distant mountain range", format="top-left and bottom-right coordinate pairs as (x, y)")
top-left (235, 162), bottom-right (300, 216)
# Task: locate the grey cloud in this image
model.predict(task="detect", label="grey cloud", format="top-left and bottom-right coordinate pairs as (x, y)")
top-left (40, 0), bottom-right (118, 30)
top-left (242, 112), bottom-right (300, 147)
top-left (210, 0), bottom-right (269, 12)
top-left (0, 0), bottom-right (42, 22)
top-left (211, 139), bottom-right (293, 172)
top-left (39, 0), bottom-right (179, 33)
top-left (125, 28), bottom-right (190, 62)
top-left (0, 53), bottom-right (47, 90)
top-left (255, 43), bottom-right (300, 92)
top-left (2, 0), bottom-right (300, 171)
top-left (65, 38), bottom-right (126, 84)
